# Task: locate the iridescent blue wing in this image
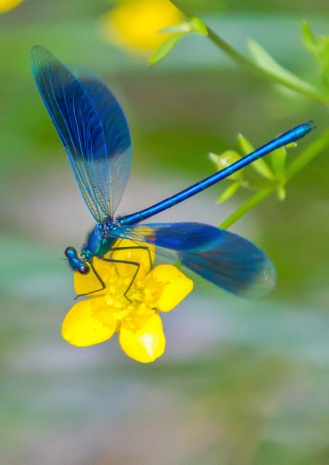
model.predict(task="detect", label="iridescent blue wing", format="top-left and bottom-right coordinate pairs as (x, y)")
top-left (113, 222), bottom-right (276, 298)
top-left (31, 45), bottom-right (132, 222)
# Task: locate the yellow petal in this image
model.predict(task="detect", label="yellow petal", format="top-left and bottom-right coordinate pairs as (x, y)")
top-left (119, 311), bottom-right (165, 363)
top-left (0, 0), bottom-right (23, 13)
top-left (100, 0), bottom-right (183, 54)
top-left (74, 257), bottom-right (120, 296)
top-left (106, 238), bottom-right (155, 280)
top-left (74, 236), bottom-right (155, 296)
top-left (149, 264), bottom-right (194, 312)
top-left (62, 298), bottom-right (118, 347)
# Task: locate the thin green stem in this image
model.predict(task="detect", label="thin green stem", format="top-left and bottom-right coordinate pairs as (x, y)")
top-left (219, 189), bottom-right (272, 230)
top-left (286, 129), bottom-right (329, 179)
top-left (169, 1), bottom-right (329, 229)
top-left (207, 27), bottom-right (328, 103)
top-left (169, 1), bottom-right (329, 104)
top-left (220, 130), bottom-right (329, 229)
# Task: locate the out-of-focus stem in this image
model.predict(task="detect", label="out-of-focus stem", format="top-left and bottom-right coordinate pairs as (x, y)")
top-left (169, 1), bottom-right (329, 104)
top-left (219, 189), bottom-right (272, 230)
top-left (286, 129), bottom-right (329, 179)
top-left (220, 130), bottom-right (329, 229)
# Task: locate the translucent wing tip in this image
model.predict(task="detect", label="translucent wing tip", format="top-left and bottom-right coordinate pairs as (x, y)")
top-left (30, 45), bottom-right (50, 69)
top-left (237, 255), bottom-right (277, 300)
top-left (119, 223), bottom-right (278, 300)
top-left (31, 44), bottom-right (44, 55)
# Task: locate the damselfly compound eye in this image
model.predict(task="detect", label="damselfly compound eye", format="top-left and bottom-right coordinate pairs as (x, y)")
top-left (78, 264), bottom-right (90, 275)
top-left (65, 247), bottom-right (77, 259)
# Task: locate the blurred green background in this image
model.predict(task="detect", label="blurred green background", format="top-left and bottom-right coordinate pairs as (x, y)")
top-left (1, 0), bottom-right (329, 464)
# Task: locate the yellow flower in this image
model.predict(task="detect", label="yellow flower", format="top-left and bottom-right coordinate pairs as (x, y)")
top-left (62, 239), bottom-right (193, 363)
top-left (100, 0), bottom-right (183, 55)
top-left (0, 0), bottom-right (23, 13)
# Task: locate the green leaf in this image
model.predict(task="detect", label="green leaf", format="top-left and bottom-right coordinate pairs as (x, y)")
top-left (302, 21), bottom-right (317, 51)
top-left (270, 147), bottom-right (286, 178)
top-left (158, 17), bottom-right (207, 40)
top-left (251, 159), bottom-right (274, 179)
top-left (237, 133), bottom-right (255, 155)
top-left (248, 39), bottom-right (318, 94)
top-left (276, 185), bottom-right (286, 201)
top-left (237, 133), bottom-right (274, 180)
top-left (189, 17), bottom-right (208, 36)
top-left (149, 33), bottom-right (184, 65)
top-left (302, 21), bottom-right (329, 86)
top-left (159, 22), bottom-right (191, 34)
top-left (217, 181), bottom-right (241, 203)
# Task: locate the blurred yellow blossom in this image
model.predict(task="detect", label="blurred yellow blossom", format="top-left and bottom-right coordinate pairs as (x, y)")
top-left (0, 0), bottom-right (23, 13)
top-left (62, 239), bottom-right (193, 363)
top-left (100, 0), bottom-right (183, 55)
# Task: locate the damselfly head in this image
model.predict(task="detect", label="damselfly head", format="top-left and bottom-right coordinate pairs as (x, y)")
top-left (65, 246), bottom-right (90, 274)
top-left (65, 246), bottom-right (78, 260)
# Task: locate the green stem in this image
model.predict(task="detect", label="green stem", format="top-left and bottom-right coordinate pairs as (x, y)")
top-left (169, 1), bottom-right (329, 104)
top-left (220, 130), bottom-right (329, 229)
top-left (286, 129), bottom-right (329, 179)
top-left (219, 189), bottom-right (272, 230)
top-left (207, 27), bottom-right (328, 104)
top-left (170, 1), bottom-right (329, 228)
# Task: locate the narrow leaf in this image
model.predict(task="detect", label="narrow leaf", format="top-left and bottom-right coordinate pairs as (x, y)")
top-left (238, 133), bottom-right (273, 179)
top-left (302, 21), bottom-right (317, 51)
top-left (217, 181), bottom-right (241, 203)
top-left (150, 33), bottom-right (184, 65)
top-left (251, 159), bottom-right (275, 179)
top-left (270, 147), bottom-right (286, 177)
top-left (276, 185), bottom-right (286, 201)
top-left (159, 22), bottom-right (191, 34)
top-left (248, 39), bottom-right (317, 94)
top-left (301, 21), bottom-right (329, 86)
top-left (190, 17), bottom-right (208, 36)
top-left (237, 133), bottom-right (255, 155)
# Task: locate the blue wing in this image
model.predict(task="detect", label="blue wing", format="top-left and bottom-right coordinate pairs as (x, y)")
top-left (31, 45), bottom-right (132, 222)
top-left (112, 222), bottom-right (276, 298)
